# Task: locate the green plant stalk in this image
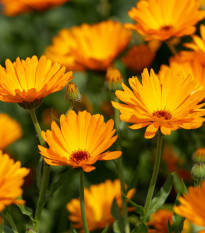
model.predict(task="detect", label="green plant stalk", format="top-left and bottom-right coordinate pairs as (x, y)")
top-left (79, 169), bottom-right (89, 233)
top-left (4, 212), bottom-right (18, 233)
top-left (114, 97), bottom-right (130, 233)
top-left (29, 108), bottom-right (50, 232)
top-left (143, 131), bottom-right (163, 222)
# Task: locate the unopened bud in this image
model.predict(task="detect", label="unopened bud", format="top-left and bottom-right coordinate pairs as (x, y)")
top-left (65, 82), bottom-right (81, 102)
top-left (192, 148), bottom-right (205, 163)
top-left (105, 67), bottom-right (123, 91)
top-left (191, 162), bottom-right (205, 181)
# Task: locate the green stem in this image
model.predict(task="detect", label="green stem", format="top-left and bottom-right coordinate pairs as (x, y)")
top-left (79, 169), bottom-right (89, 233)
top-left (65, 101), bottom-right (74, 116)
top-left (114, 97), bottom-right (130, 233)
top-left (28, 109), bottom-right (50, 232)
top-left (4, 212), bottom-right (18, 233)
top-left (143, 131), bottom-right (163, 222)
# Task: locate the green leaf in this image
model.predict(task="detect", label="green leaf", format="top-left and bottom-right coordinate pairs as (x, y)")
top-left (173, 173), bottom-right (187, 195)
top-left (111, 199), bottom-right (124, 233)
top-left (70, 224), bottom-right (78, 233)
top-left (101, 223), bottom-right (109, 233)
top-left (148, 173), bottom-right (174, 217)
top-left (0, 218), bottom-right (4, 233)
top-left (50, 168), bottom-right (80, 196)
top-left (17, 205), bottom-right (34, 222)
top-left (131, 223), bottom-right (148, 233)
top-left (168, 220), bottom-right (172, 233)
top-left (123, 194), bottom-right (145, 218)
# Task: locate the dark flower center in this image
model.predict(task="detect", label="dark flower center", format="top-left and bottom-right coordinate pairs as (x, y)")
top-left (69, 150), bottom-right (89, 164)
top-left (160, 25), bottom-right (173, 31)
top-left (152, 110), bottom-right (172, 120)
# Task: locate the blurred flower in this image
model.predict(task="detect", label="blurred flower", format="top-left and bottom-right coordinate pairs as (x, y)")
top-left (45, 20), bottom-right (131, 71)
top-left (67, 179), bottom-right (135, 231)
top-left (0, 56), bottom-right (73, 108)
top-left (121, 44), bottom-right (157, 73)
top-left (163, 145), bottom-right (191, 181)
top-left (159, 55), bottom-right (205, 93)
top-left (174, 181), bottom-right (205, 227)
top-left (148, 209), bottom-right (191, 233)
top-left (181, 24), bottom-right (205, 64)
top-left (1, 0), bottom-right (69, 16)
top-left (126, 0), bottom-right (205, 41)
top-left (100, 101), bottom-right (114, 118)
top-left (105, 67), bottom-right (123, 91)
top-left (38, 110), bottom-right (122, 172)
top-left (197, 0), bottom-right (205, 9)
top-left (112, 68), bottom-right (205, 139)
top-left (0, 150), bottom-right (29, 212)
top-left (0, 113), bottom-right (22, 149)
top-left (65, 82), bottom-right (81, 102)
top-left (193, 148), bottom-right (205, 163)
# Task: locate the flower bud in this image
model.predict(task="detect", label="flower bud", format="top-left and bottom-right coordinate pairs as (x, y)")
top-left (65, 82), bottom-right (81, 102)
top-left (105, 67), bottom-right (123, 91)
top-left (191, 162), bottom-right (205, 181)
top-left (192, 148), bottom-right (205, 163)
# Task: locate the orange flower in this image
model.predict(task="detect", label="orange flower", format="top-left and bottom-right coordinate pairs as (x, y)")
top-left (0, 56), bottom-right (73, 106)
top-left (126, 0), bottom-right (205, 41)
top-left (1, 0), bottom-right (69, 16)
top-left (121, 44), bottom-right (157, 73)
top-left (45, 20), bottom-right (131, 71)
top-left (105, 67), bottom-right (123, 90)
top-left (67, 180), bottom-right (135, 231)
top-left (148, 209), bottom-right (191, 233)
top-left (38, 110), bottom-right (121, 172)
top-left (0, 150), bottom-right (29, 212)
top-left (174, 181), bottom-right (205, 227)
top-left (0, 113), bottom-right (22, 149)
top-left (112, 68), bottom-right (205, 139)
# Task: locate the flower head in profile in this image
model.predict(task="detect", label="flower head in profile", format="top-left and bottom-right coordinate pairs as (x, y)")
top-left (38, 110), bottom-right (121, 172)
top-left (121, 44), bottom-right (157, 73)
top-left (126, 0), bottom-right (205, 41)
top-left (193, 147), bottom-right (205, 163)
top-left (0, 114), bottom-right (22, 149)
top-left (112, 68), bottom-right (205, 139)
top-left (105, 67), bottom-right (123, 91)
top-left (0, 150), bottom-right (29, 212)
top-left (0, 56), bottom-right (73, 108)
top-left (174, 181), bottom-right (205, 227)
top-left (148, 209), bottom-right (191, 233)
top-left (45, 20), bottom-right (131, 71)
top-left (67, 179), bottom-right (135, 231)
top-left (1, 0), bottom-right (69, 16)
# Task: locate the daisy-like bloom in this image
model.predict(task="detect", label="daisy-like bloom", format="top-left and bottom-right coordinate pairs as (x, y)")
top-left (105, 67), bottom-right (123, 91)
top-left (0, 150), bottom-right (29, 212)
top-left (38, 110), bottom-right (122, 172)
top-left (45, 20), bottom-right (132, 71)
top-left (112, 68), bottom-right (205, 139)
top-left (1, 0), bottom-right (69, 16)
top-left (148, 209), bottom-right (191, 233)
top-left (126, 0), bottom-right (205, 41)
top-left (0, 113), bottom-right (22, 149)
top-left (0, 56), bottom-right (73, 108)
top-left (121, 44), bottom-right (157, 73)
top-left (193, 148), bottom-right (205, 163)
top-left (67, 180), bottom-right (135, 231)
top-left (181, 24), bottom-right (205, 64)
top-left (174, 181), bottom-right (205, 227)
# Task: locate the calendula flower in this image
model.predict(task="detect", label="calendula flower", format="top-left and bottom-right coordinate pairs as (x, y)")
top-left (0, 113), bottom-right (22, 149)
top-left (174, 181), bottom-right (205, 227)
top-left (112, 68), bottom-right (205, 139)
top-left (38, 110), bottom-right (122, 172)
top-left (1, 0), bottom-right (69, 16)
top-left (0, 150), bottom-right (29, 212)
top-left (45, 20), bottom-right (131, 71)
top-left (193, 148), bottom-right (205, 163)
top-left (182, 24), bottom-right (205, 64)
top-left (0, 56), bottom-right (73, 108)
top-left (67, 179), bottom-right (135, 231)
top-left (126, 0), bottom-right (205, 41)
top-left (148, 209), bottom-right (191, 233)
top-left (121, 44), bottom-right (157, 73)
top-left (105, 67), bottom-right (123, 91)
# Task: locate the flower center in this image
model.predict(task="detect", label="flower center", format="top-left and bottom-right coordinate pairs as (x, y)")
top-left (160, 25), bottom-right (173, 31)
top-left (152, 110), bottom-right (172, 120)
top-left (69, 150), bottom-right (90, 164)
